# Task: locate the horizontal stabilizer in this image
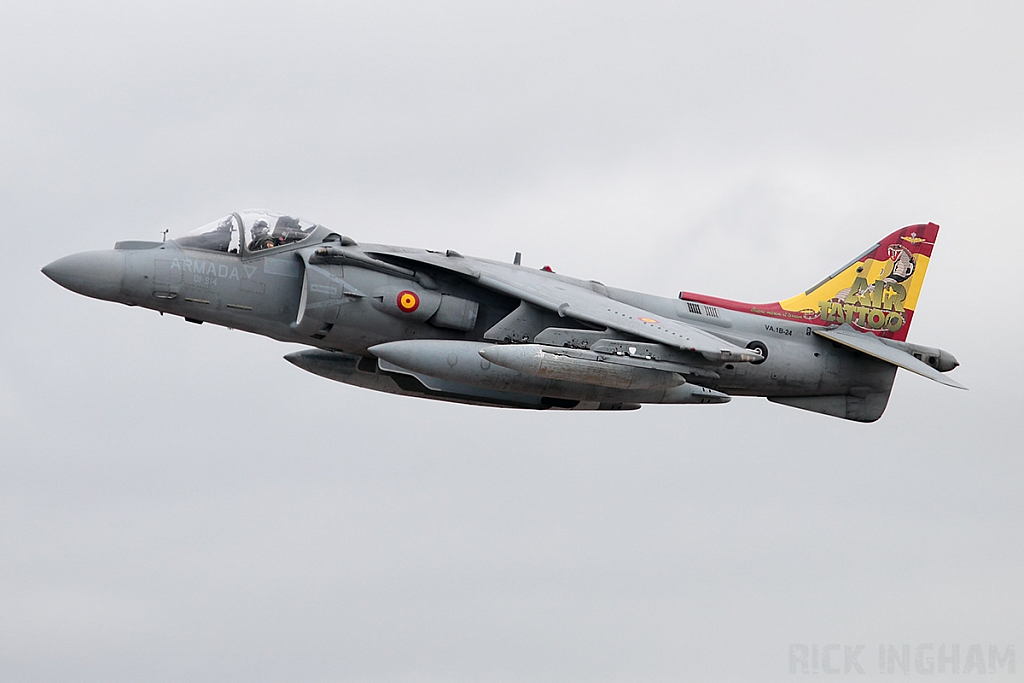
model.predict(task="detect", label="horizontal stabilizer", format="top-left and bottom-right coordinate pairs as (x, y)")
top-left (814, 325), bottom-right (966, 390)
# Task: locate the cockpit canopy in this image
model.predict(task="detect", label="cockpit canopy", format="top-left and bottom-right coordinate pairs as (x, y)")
top-left (176, 210), bottom-right (320, 256)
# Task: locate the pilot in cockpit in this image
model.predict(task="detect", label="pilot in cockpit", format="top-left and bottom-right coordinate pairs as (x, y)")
top-left (272, 215), bottom-right (306, 245)
top-left (248, 220), bottom-right (276, 251)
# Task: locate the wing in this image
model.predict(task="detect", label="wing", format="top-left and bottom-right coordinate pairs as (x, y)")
top-left (366, 248), bottom-right (761, 362)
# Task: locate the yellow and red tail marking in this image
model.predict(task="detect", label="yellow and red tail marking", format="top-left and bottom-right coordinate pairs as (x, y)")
top-left (679, 223), bottom-right (939, 342)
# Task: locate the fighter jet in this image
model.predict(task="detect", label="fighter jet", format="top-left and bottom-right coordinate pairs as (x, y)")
top-left (42, 210), bottom-right (963, 421)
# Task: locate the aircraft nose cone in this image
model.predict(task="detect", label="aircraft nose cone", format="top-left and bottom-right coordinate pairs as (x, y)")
top-left (42, 250), bottom-right (126, 301)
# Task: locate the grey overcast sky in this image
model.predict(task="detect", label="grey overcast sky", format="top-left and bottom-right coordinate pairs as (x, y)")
top-left (1, 2), bottom-right (1022, 681)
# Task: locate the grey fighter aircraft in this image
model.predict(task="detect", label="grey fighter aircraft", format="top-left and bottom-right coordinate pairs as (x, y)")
top-left (43, 210), bottom-right (963, 421)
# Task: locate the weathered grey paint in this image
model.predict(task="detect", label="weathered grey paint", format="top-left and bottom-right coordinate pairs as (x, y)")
top-left (41, 218), bottom-right (962, 421)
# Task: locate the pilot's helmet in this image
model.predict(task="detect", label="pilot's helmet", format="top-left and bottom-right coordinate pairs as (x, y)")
top-left (253, 219), bottom-right (270, 235)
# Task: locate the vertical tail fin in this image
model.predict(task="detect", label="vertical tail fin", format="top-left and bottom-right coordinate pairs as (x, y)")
top-left (776, 223), bottom-right (939, 341)
top-left (679, 223), bottom-right (940, 342)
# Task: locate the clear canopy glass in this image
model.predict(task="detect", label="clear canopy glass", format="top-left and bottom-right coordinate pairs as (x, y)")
top-left (175, 210), bottom-right (320, 255)
top-left (241, 210), bottom-right (318, 253)
top-left (177, 215), bottom-right (241, 253)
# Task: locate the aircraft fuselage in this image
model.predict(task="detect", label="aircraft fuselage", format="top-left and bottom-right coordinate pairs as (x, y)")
top-left (43, 212), bottom-right (962, 421)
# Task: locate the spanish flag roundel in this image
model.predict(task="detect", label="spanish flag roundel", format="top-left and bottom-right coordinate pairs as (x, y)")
top-left (397, 290), bottom-right (420, 313)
